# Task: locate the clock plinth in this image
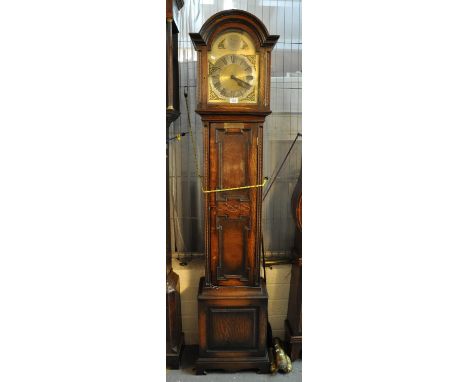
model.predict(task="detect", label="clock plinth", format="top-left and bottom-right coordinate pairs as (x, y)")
top-left (190, 10), bottom-right (279, 374)
top-left (195, 277), bottom-right (270, 375)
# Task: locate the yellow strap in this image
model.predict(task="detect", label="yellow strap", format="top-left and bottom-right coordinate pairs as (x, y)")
top-left (201, 177), bottom-right (268, 194)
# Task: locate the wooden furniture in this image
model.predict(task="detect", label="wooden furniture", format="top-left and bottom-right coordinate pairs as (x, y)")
top-left (189, 10), bottom-right (279, 374)
top-left (284, 170), bottom-right (302, 361)
top-left (166, 0), bottom-right (184, 369)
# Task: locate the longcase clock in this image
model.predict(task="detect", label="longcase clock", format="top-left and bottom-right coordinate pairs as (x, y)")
top-left (189, 10), bottom-right (279, 374)
top-left (285, 170), bottom-right (302, 361)
top-left (166, 0), bottom-right (184, 369)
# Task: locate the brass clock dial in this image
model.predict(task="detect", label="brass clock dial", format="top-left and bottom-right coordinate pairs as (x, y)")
top-left (210, 54), bottom-right (254, 100)
top-left (207, 30), bottom-right (259, 104)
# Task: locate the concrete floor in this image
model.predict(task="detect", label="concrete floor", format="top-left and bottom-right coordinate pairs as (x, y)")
top-left (166, 346), bottom-right (302, 382)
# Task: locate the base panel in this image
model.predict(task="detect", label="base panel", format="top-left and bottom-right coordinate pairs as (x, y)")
top-left (196, 277), bottom-right (269, 373)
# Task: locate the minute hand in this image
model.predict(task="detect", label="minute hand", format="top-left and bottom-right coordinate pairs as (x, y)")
top-left (230, 75), bottom-right (251, 89)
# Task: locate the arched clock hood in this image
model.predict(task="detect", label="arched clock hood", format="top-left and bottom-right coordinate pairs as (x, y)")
top-left (189, 9), bottom-right (279, 116)
top-left (189, 9), bottom-right (279, 50)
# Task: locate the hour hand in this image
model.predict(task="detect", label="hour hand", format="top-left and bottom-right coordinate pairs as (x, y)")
top-left (230, 75), bottom-right (251, 89)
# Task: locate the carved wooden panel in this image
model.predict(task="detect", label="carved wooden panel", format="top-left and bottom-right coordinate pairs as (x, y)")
top-left (216, 199), bottom-right (251, 218)
top-left (208, 308), bottom-right (258, 351)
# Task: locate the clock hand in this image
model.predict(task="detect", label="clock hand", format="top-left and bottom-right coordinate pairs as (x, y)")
top-left (230, 75), bottom-right (251, 89)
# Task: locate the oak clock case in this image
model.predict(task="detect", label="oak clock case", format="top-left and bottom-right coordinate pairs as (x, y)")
top-left (189, 10), bottom-right (279, 375)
